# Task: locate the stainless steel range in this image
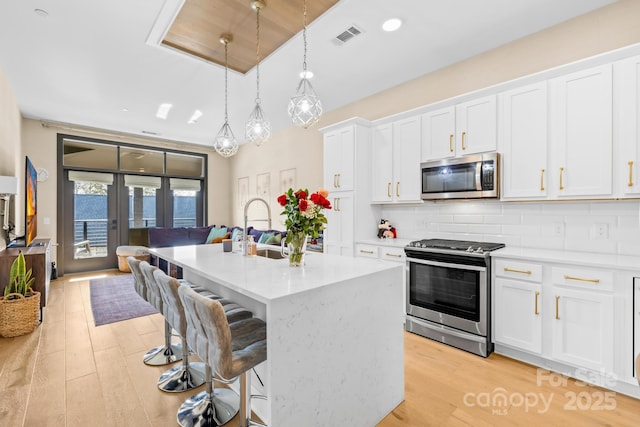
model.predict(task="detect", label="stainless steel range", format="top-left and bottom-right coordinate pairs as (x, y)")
top-left (404, 238), bottom-right (505, 357)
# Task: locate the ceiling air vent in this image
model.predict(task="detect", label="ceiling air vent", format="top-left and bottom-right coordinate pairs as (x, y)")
top-left (334, 25), bottom-right (362, 45)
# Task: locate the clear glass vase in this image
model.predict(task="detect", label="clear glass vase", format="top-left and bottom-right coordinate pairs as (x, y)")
top-left (286, 232), bottom-right (308, 267)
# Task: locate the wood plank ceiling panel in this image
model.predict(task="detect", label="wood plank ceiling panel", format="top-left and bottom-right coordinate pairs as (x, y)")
top-left (162, 0), bottom-right (339, 74)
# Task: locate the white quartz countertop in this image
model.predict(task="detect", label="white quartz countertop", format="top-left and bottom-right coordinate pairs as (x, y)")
top-left (357, 238), bottom-right (412, 248)
top-left (492, 246), bottom-right (640, 272)
top-left (149, 244), bottom-right (403, 304)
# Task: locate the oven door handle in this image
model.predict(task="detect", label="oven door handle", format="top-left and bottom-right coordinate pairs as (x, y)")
top-left (406, 257), bottom-right (486, 272)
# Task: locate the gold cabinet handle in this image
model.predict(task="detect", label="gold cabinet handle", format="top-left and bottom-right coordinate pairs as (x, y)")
top-left (461, 131), bottom-right (466, 150)
top-left (333, 174), bottom-right (337, 189)
top-left (555, 295), bottom-right (560, 319)
top-left (564, 274), bottom-right (600, 283)
top-left (336, 173), bottom-right (341, 188)
top-left (503, 267), bottom-right (532, 275)
top-left (534, 291), bottom-right (540, 315)
top-left (333, 198), bottom-right (340, 212)
top-left (359, 249), bottom-right (374, 254)
top-left (449, 134), bottom-right (454, 153)
top-left (628, 161), bottom-right (634, 187)
top-left (386, 253), bottom-right (402, 258)
top-left (387, 182), bottom-right (391, 198)
top-left (540, 169), bottom-right (545, 191)
top-left (396, 182), bottom-right (400, 198)
top-left (559, 167), bottom-right (564, 190)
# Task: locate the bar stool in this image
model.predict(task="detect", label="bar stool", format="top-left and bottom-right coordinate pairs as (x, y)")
top-left (178, 284), bottom-right (267, 427)
top-left (140, 262), bottom-right (206, 392)
top-left (128, 258), bottom-right (183, 366)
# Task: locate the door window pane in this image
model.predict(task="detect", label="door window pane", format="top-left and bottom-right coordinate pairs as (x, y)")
top-left (120, 147), bottom-right (164, 174)
top-left (73, 181), bottom-right (109, 259)
top-left (63, 139), bottom-right (118, 169)
top-left (166, 152), bottom-right (204, 177)
top-left (126, 175), bottom-right (159, 229)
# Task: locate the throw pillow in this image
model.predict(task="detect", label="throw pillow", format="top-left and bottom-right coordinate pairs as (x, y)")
top-left (205, 226), bottom-right (227, 244)
top-left (265, 233), bottom-right (282, 245)
top-left (258, 232), bottom-right (274, 244)
top-left (210, 231), bottom-right (231, 244)
top-left (231, 228), bottom-right (244, 241)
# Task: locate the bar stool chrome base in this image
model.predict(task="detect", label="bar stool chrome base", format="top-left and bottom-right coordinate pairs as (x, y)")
top-left (158, 361), bottom-right (206, 393)
top-left (177, 387), bottom-right (239, 427)
top-left (143, 341), bottom-right (183, 366)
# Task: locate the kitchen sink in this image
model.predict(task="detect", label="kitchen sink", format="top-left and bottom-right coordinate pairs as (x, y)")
top-left (255, 248), bottom-right (287, 260)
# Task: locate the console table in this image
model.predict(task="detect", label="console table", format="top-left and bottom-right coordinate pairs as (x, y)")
top-left (0, 239), bottom-right (51, 319)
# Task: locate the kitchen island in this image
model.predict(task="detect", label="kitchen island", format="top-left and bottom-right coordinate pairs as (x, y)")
top-left (149, 243), bottom-right (405, 427)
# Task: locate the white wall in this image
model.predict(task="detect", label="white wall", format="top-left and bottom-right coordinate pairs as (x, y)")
top-left (381, 200), bottom-right (640, 256)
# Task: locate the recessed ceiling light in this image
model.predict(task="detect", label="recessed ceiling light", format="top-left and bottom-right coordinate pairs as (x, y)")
top-left (299, 70), bottom-right (314, 79)
top-left (34, 8), bottom-right (49, 17)
top-left (122, 107), bottom-right (129, 112)
top-left (156, 103), bottom-right (172, 120)
top-left (382, 18), bottom-right (402, 32)
top-left (188, 110), bottom-right (202, 124)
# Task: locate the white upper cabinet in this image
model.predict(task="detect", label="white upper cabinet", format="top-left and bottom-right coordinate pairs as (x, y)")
top-left (323, 126), bottom-right (355, 192)
top-left (421, 95), bottom-right (497, 161)
top-left (372, 116), bottom-right (422, 204)
top-left (549, 64), bottom-right (613, 198)
top-left (615, 54), bottom-right (640, 196)
top-left (499, 82), bottom-right (548, 199)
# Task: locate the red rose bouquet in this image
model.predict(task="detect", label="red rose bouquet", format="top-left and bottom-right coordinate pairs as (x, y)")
top-left (277, 188), bottom-right (331, 265)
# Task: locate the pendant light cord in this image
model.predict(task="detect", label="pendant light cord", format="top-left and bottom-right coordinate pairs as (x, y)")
top-left (255, 5), bottom-right (261, 103)
top-left (302, 0), bottom-right (308, 72)
top-left (224, 39), bottom-right (229, 123)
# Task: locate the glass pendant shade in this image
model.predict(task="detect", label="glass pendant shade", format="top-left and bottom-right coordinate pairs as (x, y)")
top-left (288, 76), bottom-right (323, 129)
top-left (288, 0), bottom-right (322, 128)
top-left (214, 122), bottom-right (238, 157)
top-left (214, 34), bottom-right (238, 158)
top-left (245, 0), bottom-right (270, 146)
top-left (245, 102), bottom-right (271, 146)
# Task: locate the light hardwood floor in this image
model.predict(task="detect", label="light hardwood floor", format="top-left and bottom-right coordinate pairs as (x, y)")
top-left (1, 271), bottom-right (639, 426)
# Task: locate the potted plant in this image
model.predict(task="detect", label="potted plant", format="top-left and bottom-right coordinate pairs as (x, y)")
top-left (0, 251), bottom-right (40, 337)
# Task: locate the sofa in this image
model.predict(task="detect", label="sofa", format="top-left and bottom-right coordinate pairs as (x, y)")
top-left (147, 225), bottom-right (287, 277)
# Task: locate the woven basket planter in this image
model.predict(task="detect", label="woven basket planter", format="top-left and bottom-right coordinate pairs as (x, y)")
top-left (0, 291), bottom-right (41, 338)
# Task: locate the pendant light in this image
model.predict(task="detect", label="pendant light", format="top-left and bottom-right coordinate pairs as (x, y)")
top-left (287, 0), bottom-right (323, 128)
top-left (214, 34), bottom-right (239, 158)
top-left (245, 0), bottom-right (271, 146)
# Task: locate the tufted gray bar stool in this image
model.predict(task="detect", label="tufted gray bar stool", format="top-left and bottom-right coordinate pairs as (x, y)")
top-left (140, 262), bottom-right (206, 392)
top-left (129, 258), bottom-right (183, 366)
top-left (178, 284), bottom-right (267, 427)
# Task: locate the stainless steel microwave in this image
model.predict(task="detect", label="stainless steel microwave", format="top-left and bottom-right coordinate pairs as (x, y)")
top-left (421, 152), bottom-right (499, 200)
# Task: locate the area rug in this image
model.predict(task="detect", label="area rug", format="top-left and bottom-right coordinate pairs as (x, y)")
top-left (89, 274), bottom-right (157, 326)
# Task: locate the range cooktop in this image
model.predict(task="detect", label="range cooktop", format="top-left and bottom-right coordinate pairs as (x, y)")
top-left (406, 238), bottom-right (505, 253)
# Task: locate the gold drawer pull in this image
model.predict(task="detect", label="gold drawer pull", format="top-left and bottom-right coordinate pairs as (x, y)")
top-left (449, 134), bottom-right (454, 153)
top-left (555, 295), bottom-right (560, 320)
top-left (628, 161), bottom-right (634, 187)
top-left (534, 291), bottom-right (540, 315)
top-left (359, 250), bottom-right (374, 254)
top-left (564, 275), bottom-right (600, 283)
top-left (504, 267), bottom-right (532, 275)
top-left (386, 253), bottom-right (402, 258)
top-left (540, 169), bottom-right (545, 191)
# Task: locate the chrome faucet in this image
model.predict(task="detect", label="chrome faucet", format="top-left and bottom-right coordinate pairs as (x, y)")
top-left (243, 197), bottom-right (272, 255)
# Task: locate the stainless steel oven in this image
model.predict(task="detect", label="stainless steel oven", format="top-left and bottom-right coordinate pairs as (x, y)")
top-left (405, 239), bottom-right (504, 357)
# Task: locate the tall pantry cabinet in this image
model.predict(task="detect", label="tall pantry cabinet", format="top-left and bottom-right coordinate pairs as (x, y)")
top-left (321, 118), bottom-right (378, 256)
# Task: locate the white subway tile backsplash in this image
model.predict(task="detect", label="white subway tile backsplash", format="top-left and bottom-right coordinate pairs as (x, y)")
top-left (380, 199), bottom-right (640, 256)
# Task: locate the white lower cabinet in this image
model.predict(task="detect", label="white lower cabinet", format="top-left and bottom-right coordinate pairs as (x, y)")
top-left (493, 256), bottom-right (621, 390)
top-left (551, 286), bottom-right (614, 372)
top-left (356, 242), bottom-right (406, 316)
top-left (494, 277), bottom-right (542, 354)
